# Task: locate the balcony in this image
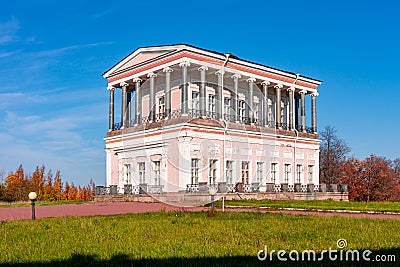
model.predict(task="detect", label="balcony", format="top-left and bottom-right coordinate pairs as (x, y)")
top-left (109, 108), bottom-right (317, 140)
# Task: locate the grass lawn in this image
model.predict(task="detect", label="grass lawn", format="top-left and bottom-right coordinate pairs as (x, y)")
top-left (216, 199), bottom-right (400, 213)
top-left (0, 211), bottom-right (399, 266)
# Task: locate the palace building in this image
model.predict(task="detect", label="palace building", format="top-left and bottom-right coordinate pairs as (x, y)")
top-left (102, 44), bottom-right (322, 196)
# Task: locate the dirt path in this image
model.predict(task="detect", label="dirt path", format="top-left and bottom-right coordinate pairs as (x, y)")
top-left (1, 202), bottom-right (400, 221)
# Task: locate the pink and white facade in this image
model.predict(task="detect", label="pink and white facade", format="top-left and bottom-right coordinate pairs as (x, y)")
top-left (103, 44), bottom-right (321, 194)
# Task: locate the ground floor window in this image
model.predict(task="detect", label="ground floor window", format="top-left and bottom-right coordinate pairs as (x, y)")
top-left (295, 164), bottom-right (303, 184)
top-left (226, 160), bottom-right (233, 184)
top-left (256, 162), bottom-right (263, 183)
top-left (241, 161), bottom-right (249, 184)
top-left (123, 164), bottom-right (131, 184)
top-left (191, 159), bottom-right (199, 185)
top-left (138, 162), bottom-right (145, 184)
top-left (284, 163), bottom-right (291, 183)
top-left (308, 165), bottom-right (314, 183)
top-left (209, 159), bottom-right (217, 184)
top-left (153, 161), bottom-right (161, 186)
top-left (270, 163), bottom-right (277, 183)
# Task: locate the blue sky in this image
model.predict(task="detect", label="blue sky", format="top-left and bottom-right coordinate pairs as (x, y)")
top-left (0, 0), bottom-right (399, 185)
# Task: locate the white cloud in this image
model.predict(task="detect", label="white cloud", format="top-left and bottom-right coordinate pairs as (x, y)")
top-left (0, 17), bottom-right (20, 45)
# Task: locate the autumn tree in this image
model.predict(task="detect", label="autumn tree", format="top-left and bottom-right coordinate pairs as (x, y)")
top-left (53, 170), bottom-right (63, 201)
top-left (339, 155), bottom-right (400, 202)
top-left (319, 126), bottom-right (351, 185)
top-left (4, 165), bottom-right (30, 201)
top-left (31, 165), bottom-right (46, 200)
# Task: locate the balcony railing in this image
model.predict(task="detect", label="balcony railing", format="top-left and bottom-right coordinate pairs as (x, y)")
top-left (111, 109), bottom-right (314, 135)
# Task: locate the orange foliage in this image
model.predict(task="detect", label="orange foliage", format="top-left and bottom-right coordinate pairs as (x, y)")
top-left (0, 165), bottom-right (94, 202)
top-left (339, 155), bottom-right (400, 202)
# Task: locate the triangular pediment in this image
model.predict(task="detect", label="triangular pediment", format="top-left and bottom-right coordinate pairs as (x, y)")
top-left (103, 46), bottom-right (181, 78)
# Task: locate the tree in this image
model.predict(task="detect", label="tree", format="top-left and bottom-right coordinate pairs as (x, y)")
top-left (31, 165), bottom-right (46, 200)
top-left (319, 126), bottom-right (351, 185)
top-left (339, 155), bottom-right (400, 202)
top-left (53, 170), bottom-right (63, 201)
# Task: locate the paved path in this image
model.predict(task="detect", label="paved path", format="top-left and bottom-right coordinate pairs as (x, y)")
top-left (1, 202), bottom-right (400, 221)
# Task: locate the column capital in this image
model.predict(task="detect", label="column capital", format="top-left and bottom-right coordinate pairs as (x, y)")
top-left (179, 61), bottom-right (190, 68)
top-left (231, 73), bottom-right (241, 80)
top-left (299, 89), bottom-right (307, 95)
top-left (107, 85), bottom-right (115, 91)
top-left (147, 72), bottom-right (157, 78)
top-left (287, 86), bottom-right (295, 92)
top-left (215, 70), bottom-right (224, 76)
top-left (261, 80), bottom-right (271, 86)
top-left (120, 82), bottom-right (129, 87)
top-left (311, 92), bottom-right (319, 97)
top-left (163, 67), bottom-right (173, 73)
top-left (132, 77), bottom-right (142, 83)
top-left (274, 83), bottom-right (283, 89)
top-left (197, 65), bottom-right (208, 72)
top-left (246, 77), bottom-right (256, 83)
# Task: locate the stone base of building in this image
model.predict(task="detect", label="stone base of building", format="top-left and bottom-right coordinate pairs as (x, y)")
top-left (94, 192), bottom-right (348, 206)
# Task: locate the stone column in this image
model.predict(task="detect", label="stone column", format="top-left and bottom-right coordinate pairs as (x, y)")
top-left (179, 61), bottom-right (190, 115)
top-left (120, 82), bottom-right (129, 129)
top-left (198, 66), bottom-right (208, 117)
top-left (215, 70), bottom-right (224, 120)
top-left (311, 92), bottom-right (318, 133)
top-left (261, 81), bottom-right (270, 126)
top-left (299, 90), bottom-right (307, 132)
top-left (274, 84), bottom-right (283, 128)
top-left (232, 74), bottom-right (241, 122)
top-left (247, 78), bottom-right (256, 124)
top-left (107, 85), bottom-right (115, 131)
top-left (148, 72), bottom-right (157, 122)
top-left (133, 78), bottom-right (142, 125)
top-left (163, 67), bottom-right (173, 118)
top-left (287, 86), bottom-right (295, 131)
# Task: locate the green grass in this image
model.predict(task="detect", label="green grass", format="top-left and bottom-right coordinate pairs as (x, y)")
top-left (0, 200), bottom-right (91, 208)
top-left (216, 199), bottom-right (400, 213)
top-left (0, 211), bottom-right (399, 266)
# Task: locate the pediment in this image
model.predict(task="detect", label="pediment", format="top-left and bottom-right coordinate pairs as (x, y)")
top-left (103, 47), bottom-right (177, 78)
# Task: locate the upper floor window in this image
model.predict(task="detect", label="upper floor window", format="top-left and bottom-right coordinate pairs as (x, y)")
top-left (158, 96), bottom-right (165, 116)
top-left (267, 96), bottom-right (275, 126)
top-left (224, 97), bottom-right (231, 116)
top-left (208, 95), bottom-right (216, 114)
top-left (191, 91), bottom-right (199, 110)
top-left (123, 164), bottom-right (132, 184)
top-left (238, 100), bottom-right (245, 122)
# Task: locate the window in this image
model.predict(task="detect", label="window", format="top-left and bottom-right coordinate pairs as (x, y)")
top-left (296, 164), bottom-right (303, 184)
top-left (241, 161), bottom-right (249, 184)
top-left (284, 164), bottom-right (291, 183)
top-left (158, 96), bottom-right (165, 118)
top-left (224, 97), bottom-right (231, 116)
top-left (191, 159), bottom-right (199, 185)
top-left (208, 95), bottom-right (215, 117)
top-left (209, 159), bottom-right (217, 184)
top-left (138, 162), bottom-right (146, 184)
top-left (123, 164), bottom-right (131, 184)
top-left (191, 91), bottom-right (199, 110)
top-left (308, 165), bottom-right (314, 184)
top-left (253, 102), bottom-right (259, 123)
top-left (267, 96), bottom-right (275, 126)
top-left (226, 160), bottom-right (233, 184)
top-left (153, 161), bottom-right (160, 186)
top-left (256, 162), bottom-right (263, 183)
top-left (238, 100), bottom-right (245, 122)
top-left (270, 163), bottom-right (277, 183)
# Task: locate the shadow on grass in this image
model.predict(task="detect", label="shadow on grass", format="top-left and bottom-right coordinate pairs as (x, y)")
top-left (0, 248), bottom-right (398, 267)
